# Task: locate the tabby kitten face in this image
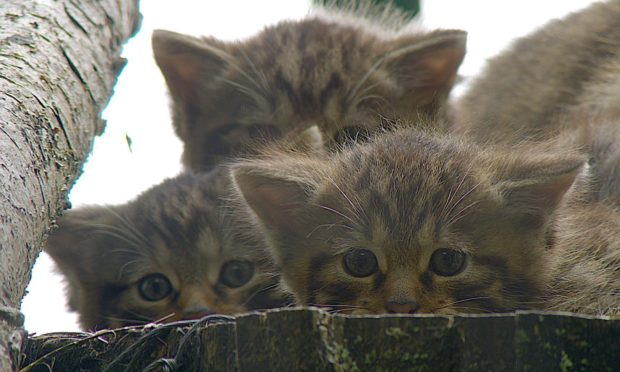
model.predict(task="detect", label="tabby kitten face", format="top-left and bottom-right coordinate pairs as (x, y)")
top-left (232, 128), bottom-right (583, 314)
top-left (46, 169), bottom-right (287, 330)
top-left (153, 15), bottom-right (465, 170)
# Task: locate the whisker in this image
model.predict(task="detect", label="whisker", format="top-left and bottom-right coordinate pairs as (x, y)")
top-left (448, 306), bottom-right (496, 314)
top-left (126, 310), bottom-right (154, 322)
top-left (152, 312), bottom-right (177, 324)
top-left (309, 303), bottom-right (363, 308)
top-left (435, 296), bottom-right (496, 313)
top-left (306, 223), bottom-right (354, 238)
top-left (233, 48), bottom-right (268, 95)
top-left (242, 283), bottom-right (282, 307)
top-left (104, 316), bottom-right (150, 326)
top-left (325, 176), bottom-right (367, 222)
top-left (440, 163), bottom-right (475, 220)
top-left (238, 48), bottom-right (270, 96)
top-left (316, 204), bottom-right (358, 226)
top-left (444, 181), bottom-right (482, 225)
top-left (307, 303), bottom-right (365, 314)
top-left (83, 223), bottom-right (142, 249)
top-left (116, 258), bottom-right (146, 281)
top-left (354, 93), bottom-right (388, 108)
top-left (346, 55), bottom-right (387, 108)
top-left (102, 206), bottom-right (151, 247)
top-left (445, 200), bottom-right (482, 226)
top-left (104, 309), bottom-right (156, 326)
top-left (329, 307), bottom-right (366, 314)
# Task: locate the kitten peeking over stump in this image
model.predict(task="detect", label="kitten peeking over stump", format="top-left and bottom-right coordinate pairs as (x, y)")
top-left (45, 0), bottom-right (619, 331)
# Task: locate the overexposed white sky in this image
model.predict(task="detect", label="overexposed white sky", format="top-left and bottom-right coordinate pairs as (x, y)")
top-left (21, 0), bottom-right (596, 334)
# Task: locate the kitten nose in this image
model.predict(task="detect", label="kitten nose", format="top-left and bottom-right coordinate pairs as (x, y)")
top-left (386, 300), bottom-right (419, 314)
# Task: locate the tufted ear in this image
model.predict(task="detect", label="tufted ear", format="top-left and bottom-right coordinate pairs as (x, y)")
top-left (152, 29), bottom-right (231, 104)
top-left (384, 29), bottom-right (466, 102)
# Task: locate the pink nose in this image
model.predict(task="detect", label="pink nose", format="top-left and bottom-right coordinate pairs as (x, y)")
top-left (385, 300), bottom-right (419, 314)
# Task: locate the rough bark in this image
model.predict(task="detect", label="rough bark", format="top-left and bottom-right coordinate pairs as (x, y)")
top-left (0, 0), bottom-right (140, 369)
top-left (20, 309), bottom-right (620, 371)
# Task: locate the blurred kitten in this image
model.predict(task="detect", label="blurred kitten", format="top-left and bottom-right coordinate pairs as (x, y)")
top-left (153, 0), bottom-right (465, 170)
top-left (454, 0), bottom-right (620, 202)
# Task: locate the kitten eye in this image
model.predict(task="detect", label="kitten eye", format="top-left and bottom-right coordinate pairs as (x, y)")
top-left (343, 249), bottom-right (378, 277)
top-left (220, 260), bottom-right (255, 288)
top-left (429, 249), bottom-right (467, 276)
top-left (138, 273), bottom-right (173, 302)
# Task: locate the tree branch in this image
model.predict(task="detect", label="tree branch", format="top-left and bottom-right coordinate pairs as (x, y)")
top-left (0, 0), bottom-right (140, 369)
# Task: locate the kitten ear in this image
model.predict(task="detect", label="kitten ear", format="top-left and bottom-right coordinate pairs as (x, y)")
top-left (232, 161), bottom-right (319, 237)
top-left (45, 206), bottom-right (119, 326)
top-left (45, 206), bottom-right (118, 283)
top-left (152, 29), bottom-right (229, 103)
top-left (385, 29), bottom-right (466, 101)
top-left (494, 155), bottom-right (585, 225)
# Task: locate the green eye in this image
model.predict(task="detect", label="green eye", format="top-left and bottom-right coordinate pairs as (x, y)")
top-left (429, 249), bottom-right (467, 276)
top-left (138, 273), bottom-right (173, 301)
top-left (220, 260), bottom-right (255, 288)
top-left (343, 249), bottom-right (378, 277)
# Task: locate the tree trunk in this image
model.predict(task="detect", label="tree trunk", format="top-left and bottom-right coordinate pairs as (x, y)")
top-left (0, 0), bottom-right (140, 369)
top-left (20, 309), bottom-right (620, 371)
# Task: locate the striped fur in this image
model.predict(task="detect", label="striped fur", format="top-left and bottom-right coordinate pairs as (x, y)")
top-left (453, 0), bottom-right (620, 314)
top-left (454, 0), bottom-right (620, 204)
top-left (46, 168), bottom-right (289, 330)
top-left (153, 3), bottom-right (465, 170)
top-left (233, 126), bottom-right (619, 316)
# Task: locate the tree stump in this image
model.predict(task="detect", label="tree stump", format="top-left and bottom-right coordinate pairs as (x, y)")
top-left (21, 308), bottom-right (620, 371)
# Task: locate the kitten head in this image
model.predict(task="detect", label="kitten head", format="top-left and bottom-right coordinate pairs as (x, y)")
top-left (232, 128), bottom-right (584, 314)
top-left (152, 17), bottom-right (465, 170)
top-left (46, 169), bottom-right (287, 330)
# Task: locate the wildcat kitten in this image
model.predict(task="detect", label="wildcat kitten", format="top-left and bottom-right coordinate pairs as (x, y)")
top-left (152, 1), bottom-right (466, 170)
top-left (45, 127), bottom-right (322, 330)
top-left (454, 1), bottom-right (620, 181)
top-left (232, 126), bottom-right (620, 316)
top-left (454, 0), bottom-right (620, 225)
top-left (46, 167), bottom-right (289, 330)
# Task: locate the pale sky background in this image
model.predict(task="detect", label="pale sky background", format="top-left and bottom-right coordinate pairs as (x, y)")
top-left (21, 0), bottom-right (597, 334)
